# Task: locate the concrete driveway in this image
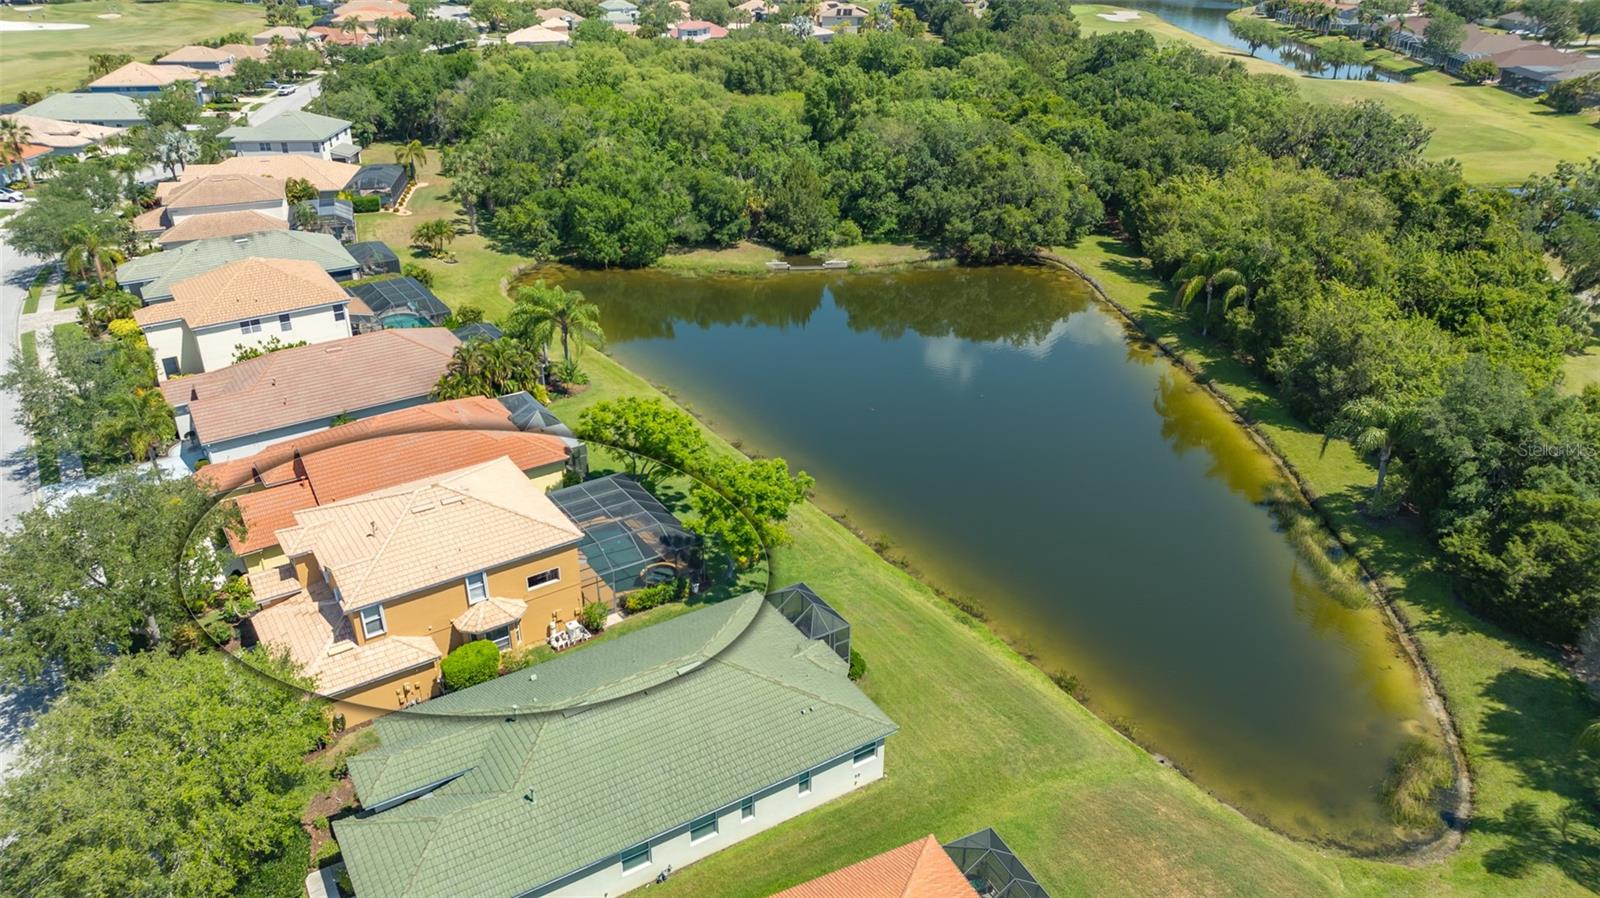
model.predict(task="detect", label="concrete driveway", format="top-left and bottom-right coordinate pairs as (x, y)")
top-left (246, 76), bottom-right (323, 125)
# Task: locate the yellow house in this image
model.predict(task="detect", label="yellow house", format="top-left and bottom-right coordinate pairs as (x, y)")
top-left (247, 456), bottom-right (589, 726)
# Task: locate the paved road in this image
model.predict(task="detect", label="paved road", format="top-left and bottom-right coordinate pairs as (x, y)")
top-left (246, 77), bottom-right (322, 125)
top-left (0, 236), bottom-right (43, 532)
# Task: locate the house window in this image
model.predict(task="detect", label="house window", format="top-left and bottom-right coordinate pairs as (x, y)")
top-left (240, 318), bottom-right (262, 334)
top-left (278, 313), bottom-right (293, 332)
top-left (798, 772), bottom-right (812, 796)
top-left (359, 605), bottom-right (386, 639)
top-left (740, 796), bottom-right (755, 822)
top-left (853, 743), bottom-right (877, 766)
top-left (689, 813), bottom-right (718, 845)
top-left (526, 568), bottom-right (560, 590)
top-left (333, 303), bottom-right (347, 322)
top-left (280, 142), bottom-right (289, 153)
top-left (465, 572), bottom-right (488, 605)
top-left (619, 844), bottom-right (651, 875)
top-left (257, 143), bottom-right (271, 152)
top-left (483, 624), bottom-right (512, 651)
top-left (161, 356), bottom-right (180, 377)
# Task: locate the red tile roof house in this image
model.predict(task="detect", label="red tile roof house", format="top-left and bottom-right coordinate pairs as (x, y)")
top-left (667, 19), bottom-right (729, 41)
top-left (158, 327), bottom-right (460, 465)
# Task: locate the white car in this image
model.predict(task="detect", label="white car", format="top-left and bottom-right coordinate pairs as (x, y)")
top-left (275, 85), bottom-right (296, 97)
top-left (0, 188), bottom-right (23, 204)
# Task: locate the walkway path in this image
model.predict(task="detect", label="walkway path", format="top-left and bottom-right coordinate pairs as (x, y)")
top-left (19, 275), bottom-right (74, 371)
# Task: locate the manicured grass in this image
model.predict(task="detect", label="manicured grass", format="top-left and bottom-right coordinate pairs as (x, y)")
top-left (1072, 4), bottom-right (1600, 186)
top-left (1053, 235), bottom-right (1600, 896)
top-left (0, 0), bottom-right (264, 98)
top-left (18, 330), bottom-right (37, 368)
top-left (1565, 345), bottom-right (1600, 394)
top-left (21, 265), bottom-right (51, 315)
top-left (545, 331), bottom-right (1598, 897)
top-left (51, 321), bottom-right (85, 346)
top-left (354, 144), bottom-right (524, 320)
top-left (502, 602), bottom-right (699, 671)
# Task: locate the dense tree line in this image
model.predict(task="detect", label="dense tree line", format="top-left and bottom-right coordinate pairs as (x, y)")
top-left (313, 11), bottom-right (1599, 642)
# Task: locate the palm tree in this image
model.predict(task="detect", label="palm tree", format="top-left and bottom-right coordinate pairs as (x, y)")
top-left (1328, 397), bottom-right (1408, 510)
top-left (394, 139), bottom-right (428, 180)
top-left (507, 280), bottom-right (604, 365)
top-left (0, 118), bottom-right (35, 186)
top-left (100, 386), bottom-right (173, 465)
top-left (410, 218), bottom-right (455, 257)
top-left (61, 224), bottom-right (125, 289)
top-left (431, 338), bottom-right (537, 399)
top-left (1171, 252), bottom-right (1246, 337)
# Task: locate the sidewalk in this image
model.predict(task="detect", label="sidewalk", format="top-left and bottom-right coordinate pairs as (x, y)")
top-left (18, 270), bottom-right (74, 370)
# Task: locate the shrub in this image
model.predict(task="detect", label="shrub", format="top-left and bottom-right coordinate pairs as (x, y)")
top-left (441, 639), bottom-right (500, 690)
top-left (848, 647), bottom-right (866, 681)
top-left (1380, 735), bottom-right (1451, 828)
top-left (352, 194), bottom-right (381, 213)
top-left (402, 262), bottom-right (435, 287)
top-left (578, 601), bottom-right (609, 633)
top-left (622, 578), bottom-right (688, 613)
top-left (1458, 59), bottom-right (1497, 84)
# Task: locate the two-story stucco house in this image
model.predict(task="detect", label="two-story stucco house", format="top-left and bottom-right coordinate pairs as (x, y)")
top-left (132, 257), bottom-right (362, 378)
top-left (221, 110), bottom-right (363, 162)
top-left (245, 456), bottom-right (591, 725)
top-left (814, 0), bottom-right (869, 30)
top-left (333, 589), bottom-right (896, 897)
top-left (86, 61), bottom-right (208, 100)
top-left (156, 45), bottom-right (237, 75)
top-left (117, 229), bottom-right (361, 304)
top-left (133, 173), bottom-right (290, 242)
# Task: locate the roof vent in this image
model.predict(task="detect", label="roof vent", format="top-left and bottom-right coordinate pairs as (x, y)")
top-left (523, 787), bottom-right (537, 804)
top-left (674, 660), bottom-right (702, 676)
top-left (410, 501), bottom-right (434, 514)
top-left (440, 495), bottom-right (465, 506)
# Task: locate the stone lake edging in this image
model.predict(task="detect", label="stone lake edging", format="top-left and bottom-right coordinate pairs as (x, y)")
top-left (1037, 249), bottom-right (1473, 864)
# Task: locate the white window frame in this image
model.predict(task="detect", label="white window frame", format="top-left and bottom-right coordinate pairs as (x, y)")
top-left (739, 796), bottom-right (755, 823)
top-left (240, 318), bottom-right (262, 334)
top-left (853, 743), bottom-right (877, 767)
top-left (798, 772), bottom-right (812, 796)
top-left (278, 313), bottom-right (293, 331)
top-left (359, 605), bottom-right (386, 639)
top-left (526, 567), bottom-right (560, 590)
top-left (688, 813), bottom-right (718, 845)
top-left (465, 572), bottom-right (488, 605)
top-left (619, 844), bottom-right (651, 875)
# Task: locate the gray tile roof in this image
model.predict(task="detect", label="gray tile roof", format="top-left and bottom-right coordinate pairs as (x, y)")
top-left (117, 230), bottom-right (358, 301)
top-left (18, 92), bottom-right (144, 124)
top-left (222, 109), bottom-right (351, 142)
top-left (337, 592), bottom-right (896, 898)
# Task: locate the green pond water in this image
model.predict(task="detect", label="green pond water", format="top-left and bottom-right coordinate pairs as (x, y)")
top-left (555, 265), bottom-right (1439, 849)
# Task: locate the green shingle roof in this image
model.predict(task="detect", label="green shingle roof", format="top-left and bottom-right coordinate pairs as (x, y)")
top-left (336, 593), bottom-right (896, 898)
top-left (116, 230), bottom-right (358, 301)
top-left (19, 92), bottom-right (144, 124)
top-left (220, 109), bottom-right (351, 142)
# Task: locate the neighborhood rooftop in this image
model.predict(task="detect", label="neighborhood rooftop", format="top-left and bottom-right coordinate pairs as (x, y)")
top-left (336, 592), bottom-right (897, 898)
top-left (89, 61), bottom-right (205, 88)
top-left (17, 92), bottom-right (142, 124)
top-left (770, 834), bottom-right (979, 898)
top-left (116, 229), bottom-right (358, 299)
top-left (158, 328), bottom-right (460, 444)
top-left (154, 210), bottom-right (287, 247)
top-left (178, 155), bottom-right (361, 193)
top-left (221, 109), bottom-right (354, 143)
top-left (131, 257), bottom-right (352, 329)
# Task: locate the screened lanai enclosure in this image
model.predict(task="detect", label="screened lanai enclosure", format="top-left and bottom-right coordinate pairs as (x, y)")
top-left (547, 474), bottom-right (701, 594)
top-left (942, 829), bottom-right (1051, 898)
top-left (766, 583), bottom-right (850, 663)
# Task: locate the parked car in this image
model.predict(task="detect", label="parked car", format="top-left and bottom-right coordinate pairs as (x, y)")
top-left (276, 85), bottom-right (296, 96)
top-left (263, 80), bottom-right (279, 89)
top-left (0, 188), bottom-right (24, 204)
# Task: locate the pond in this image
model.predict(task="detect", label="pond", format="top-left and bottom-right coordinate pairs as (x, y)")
top-left (554, 265), bottom-right (1442, 850)
top-left (1120, 0), bottom-right (1407, 82)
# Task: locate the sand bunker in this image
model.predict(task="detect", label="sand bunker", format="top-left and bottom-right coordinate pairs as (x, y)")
top-left (1097, 10), bottom-right (1142, 21)
top-left (98, 13), bottom-right (122, 19)
top-left (0, 21), bottom-right (90, 31)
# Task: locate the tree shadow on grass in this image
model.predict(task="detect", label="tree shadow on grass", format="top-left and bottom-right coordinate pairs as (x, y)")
top-left (1478, 799), bottom-right (1600, 886)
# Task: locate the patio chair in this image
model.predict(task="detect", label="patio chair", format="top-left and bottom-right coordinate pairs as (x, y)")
top-left (549, 629), bottom-right (571, 651)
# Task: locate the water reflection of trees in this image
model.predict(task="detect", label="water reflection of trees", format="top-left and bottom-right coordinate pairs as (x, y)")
top-left (1151, 371), bottom-right (1274, 502)
top-left (561, 273), bottom-right (825, 342)
top-left (832, 269), bottom-right (1089, 346)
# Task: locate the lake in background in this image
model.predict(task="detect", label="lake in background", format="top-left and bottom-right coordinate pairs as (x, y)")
top-left (1119, 0), bottom-right (1406, 82)
top-left (557, 266), bottom-right (1440, 849)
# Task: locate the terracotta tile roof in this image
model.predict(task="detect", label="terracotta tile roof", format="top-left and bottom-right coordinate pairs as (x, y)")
top-left (155, 172), bottom-right (284, 210)
top-left (534, 7), bottom-right (584, 19)
top-left (220, 43), bottom-right (271, 62)
top-left (335, 0), bottom-right (414, 19)
top-left (0, 114), bottom-right (123, 150)
top-left (133, 257), bottom-right (350, 330)
top-left (507, 24), bottom-right (571, 45)
top-left (89, 61), bottom-right (205, 89)
top-left (452, 596), bottom-right (527, 634)
top-left (255, 26), bottom-right (321, 42)
top-left (158, 45), bottom-right (236, 65)
top-left (276, 457), bottom-right (583, 611)
top-left (222, 427), bottom-right (570, 555)
top-left (246, 560), bottom-right (304, 605)
top-left (133, 205), bottom-right (169, 235)
top-left (179, 155), bottom-right (360, 193)
top-left (249, 577), bottom-right (441, 696)
top-left (770, 836), bottom-right (980, 898)
top-left (308, 25), bottom-right (371, 46)
top-left (156, 210), bottom-right (287, 247)
top-left (161, 329), bottom-right (459, 445)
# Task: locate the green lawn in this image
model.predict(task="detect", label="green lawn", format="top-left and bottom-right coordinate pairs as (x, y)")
top-left (1072, 4), bottom-right (1600, 186)
top-left (1565, 345), bottom-right (1600, 394)
top-left (21, 265), bottom-right (51, 315)
top-left (542, 327), bottom-right (1599, 897)
top-left (18, 330), bottom-right (37, 368)
top-left (0, 0), bottom-right (265, 98)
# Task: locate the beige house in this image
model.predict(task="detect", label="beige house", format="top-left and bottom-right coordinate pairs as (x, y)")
top-left (154, 210), bottom-right (288, 249)
top-left (248, 457), bottom-right (589, 725)
top-left (254, 26), bottom-right (323, 45)
top-left (86, 61), bottom-right (207, 100)
top-left (133, 257), bottom-right (360, 378)
top-left (507, 24), bottom-right (573, 48)
top-left (815, 0), bottom-right (869, 30)
top-left (157, 45), bottom-right (237, 74)
top-left (177, 155), bottom-right (360, 197)
top-left (135, 173), bottom-right (289, 238)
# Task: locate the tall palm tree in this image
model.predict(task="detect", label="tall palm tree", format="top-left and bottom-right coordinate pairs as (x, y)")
top-left (0, 118), bottom-right (35, 186)
top-left (61, 224), bottom-right (125, 289)
top-left (1172, 252), bottom-right (1246, 337)
top-left (1328, 397), bottom-right (1408, 510)
top-left (100, 386), bottom-right (174, 465)
top-left (432, 338), bottom-right (536, 399)
top-left (394, 139), bottom-right (428, 180)
top-left (410, 218), bottom-right (455, 257)
top-left (507, 280), bottom-right (604, 365)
